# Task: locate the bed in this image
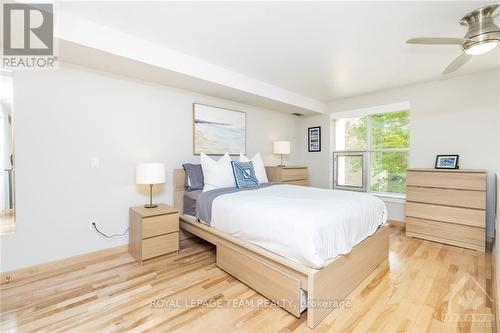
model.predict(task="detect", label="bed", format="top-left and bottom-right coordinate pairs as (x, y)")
top-left (174, 168), bottom-right (390, 328)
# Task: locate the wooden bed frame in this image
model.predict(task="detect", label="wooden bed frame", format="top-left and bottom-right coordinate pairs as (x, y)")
top-left (174, 169), bottom-right (390, 328)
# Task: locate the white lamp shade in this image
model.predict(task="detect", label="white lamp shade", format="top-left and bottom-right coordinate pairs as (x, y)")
top-left (273, 141), bottom-right (291, 154)
top-left (136, 163), bottom-right (166, 184)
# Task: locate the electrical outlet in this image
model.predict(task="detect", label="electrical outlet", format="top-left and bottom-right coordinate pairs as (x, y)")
top-left (90, 219), bottom-right (97, 231)
top-left (91, 157), bottom-right (100, 169)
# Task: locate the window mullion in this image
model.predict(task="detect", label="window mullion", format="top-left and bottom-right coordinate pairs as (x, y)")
top-left (365, 116), bottom-right (372, 192)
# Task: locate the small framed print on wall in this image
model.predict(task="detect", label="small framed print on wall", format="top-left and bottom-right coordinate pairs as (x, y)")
top-left (308, 126), bottom-right (321, 152)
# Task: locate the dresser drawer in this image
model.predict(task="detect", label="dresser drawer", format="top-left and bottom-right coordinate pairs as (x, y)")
top-left (142, 232), bottom-right (179, 260)
top-left (281, 168), bottom-right (308, 181)
top-left (407, 186), bottom-right (486, 209)
top-left (217, 242), bottom-right (301, 317)
top-left (406, 217), bottom-right (485, 251)
top-left (407, 171), bottom-right (486, 191)
top-left (142, 213), bottom-right (179, 239)
top-left (406, 202), bottom-right (485, 228)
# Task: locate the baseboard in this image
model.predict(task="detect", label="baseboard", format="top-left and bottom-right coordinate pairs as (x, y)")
top-left (487, 236), bottom-right (494, 252)
top-left (492, 238), bottom-right (499, 331)
top-left (1, 244), bottom-right (128, 285)
top-left (388, 220), bottom-right (405, 229)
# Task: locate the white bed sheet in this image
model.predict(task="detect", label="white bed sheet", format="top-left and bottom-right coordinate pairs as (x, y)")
top-left (210, 184), bottom-right (387, 269)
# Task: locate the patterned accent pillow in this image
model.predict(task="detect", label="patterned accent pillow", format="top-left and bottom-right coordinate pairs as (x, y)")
top-left (231, 161), bottom-right (259, 188)
top-left (239, 153), bottom-right (268, 183)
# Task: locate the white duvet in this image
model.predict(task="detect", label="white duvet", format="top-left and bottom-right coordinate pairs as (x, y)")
top-left (210, 184), bottom-right (387, 269)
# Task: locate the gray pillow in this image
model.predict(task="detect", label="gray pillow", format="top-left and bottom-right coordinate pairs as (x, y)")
top-left (183, 163), bottom-right (204, 191)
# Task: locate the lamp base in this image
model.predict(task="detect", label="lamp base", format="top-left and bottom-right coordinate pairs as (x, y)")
top-left (144, 204), bottom-right (158, 209)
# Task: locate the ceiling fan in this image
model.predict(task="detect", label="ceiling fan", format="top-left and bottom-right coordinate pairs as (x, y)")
top-left (407, 5), bottom-right (500, 74)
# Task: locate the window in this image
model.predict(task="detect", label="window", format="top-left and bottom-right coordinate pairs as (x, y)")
top-left (333, 110), bottom-right (409, 195)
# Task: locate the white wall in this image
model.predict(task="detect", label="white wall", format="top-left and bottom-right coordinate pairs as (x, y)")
top-left (299, 69), bottom-right (500, 233)
top-left (0, 63), bottom-right (301, 272)
top-left (0, 113), bottom-right (3, 211)
top-left (297, 114), bottom-right (332, 188)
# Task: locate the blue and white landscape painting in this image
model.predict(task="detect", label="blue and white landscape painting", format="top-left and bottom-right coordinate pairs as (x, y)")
top-left (194, 104), bottom-right (246, 155)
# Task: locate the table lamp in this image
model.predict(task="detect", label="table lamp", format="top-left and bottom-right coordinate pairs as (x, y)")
top-left (136, 163), bottom-right (165, 208)
top-left (273, 141), bottom-right (290, 167)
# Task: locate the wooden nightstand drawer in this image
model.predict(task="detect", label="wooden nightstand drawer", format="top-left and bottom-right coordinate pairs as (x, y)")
top-left (281, 168), bottom-right (308, 181)
top-left (285, 179), bottom-right (309, 186)
top-left (142, 213), bottom-right (179, 239)
top-left (266, 166), bottom-right (309, 185)
top-left (142, 232), bottom-right (179, 260)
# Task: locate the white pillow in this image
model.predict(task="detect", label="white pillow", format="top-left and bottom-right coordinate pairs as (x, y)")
top-left (200, 152), bottom-right (236, 192)
top-left (239, 153), bottom-right (268, 183)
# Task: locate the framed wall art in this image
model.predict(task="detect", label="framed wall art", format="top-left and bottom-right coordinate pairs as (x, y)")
top-left (193, 103), bottom-right (246, 155)
top-left (308, 126), bottom-right (321, 152)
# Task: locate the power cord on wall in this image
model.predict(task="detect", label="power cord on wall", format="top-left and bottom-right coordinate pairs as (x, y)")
top-left (92, 222), bottom-right (129, 239)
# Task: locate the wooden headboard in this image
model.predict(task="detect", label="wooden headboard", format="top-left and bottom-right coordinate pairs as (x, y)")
top-left (173, 168), bottom-right (186, 215)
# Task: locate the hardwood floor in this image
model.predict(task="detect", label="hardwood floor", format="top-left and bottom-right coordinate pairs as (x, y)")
top-left (0, 225), bottom-right (495, 332)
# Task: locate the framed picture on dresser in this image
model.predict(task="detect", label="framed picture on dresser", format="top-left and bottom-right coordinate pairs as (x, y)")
top-left (435, 154), bottom-right (459, 169)
top-left (308, 126), bottom-right (321, 152)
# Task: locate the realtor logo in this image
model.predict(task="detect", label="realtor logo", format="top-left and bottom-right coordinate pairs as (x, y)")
top-left (2, 2), bottom-right (57, 69)
top-left (442, 272), bottom-right (494, 327)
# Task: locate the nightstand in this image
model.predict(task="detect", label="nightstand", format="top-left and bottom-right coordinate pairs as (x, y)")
top-left (265, 166), bottom-right (309, 186)
top-left (129, 204), bottom-right (179, 264)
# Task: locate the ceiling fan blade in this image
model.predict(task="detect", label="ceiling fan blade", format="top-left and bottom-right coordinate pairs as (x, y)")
top-left (406, 37), bottom-right (465, 45)
top-left (443, 53), bottom-right (472, 74)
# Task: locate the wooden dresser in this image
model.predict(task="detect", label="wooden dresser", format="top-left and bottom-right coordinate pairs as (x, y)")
top-left (129, 204), bottom-right (179, 264)
top-left (265, 166), bottom-right (309, 186)
top-left (405, 168), bottom-right (487, 252)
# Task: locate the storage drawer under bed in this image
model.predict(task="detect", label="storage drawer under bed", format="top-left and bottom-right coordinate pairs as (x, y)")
top-left (216, 241), bottom-right (303, 317)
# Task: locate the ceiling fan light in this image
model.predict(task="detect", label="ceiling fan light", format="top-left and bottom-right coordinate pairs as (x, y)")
top-left (465, 41), bottom-right (498, 55)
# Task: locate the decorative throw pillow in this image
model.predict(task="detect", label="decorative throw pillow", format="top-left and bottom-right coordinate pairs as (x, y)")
top-left (239, 153), bottom-right (269, 183)
top-left (182, 163), bottom-right (204, 191)
top-left (200, 152), bottom-right (236, 192)
top-left (231, 161), bottom-right (259, 188)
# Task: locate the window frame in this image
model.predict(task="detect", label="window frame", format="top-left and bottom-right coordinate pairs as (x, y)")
top-left (333, 151), bottom-right (368, 192)
top-left (333, 111), bottom-right (409, 196)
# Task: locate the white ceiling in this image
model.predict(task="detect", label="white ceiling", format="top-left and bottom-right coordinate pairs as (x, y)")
top-left (60, 1), bottom-right (500, 102)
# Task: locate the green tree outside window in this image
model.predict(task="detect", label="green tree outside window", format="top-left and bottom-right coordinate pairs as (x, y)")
top-left (335, 110), bottom-right (409, 194)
